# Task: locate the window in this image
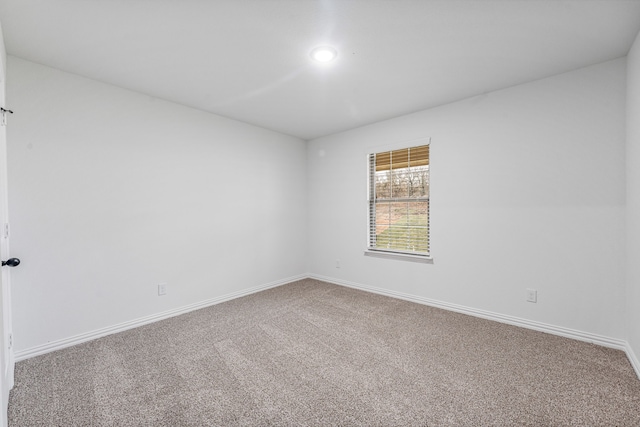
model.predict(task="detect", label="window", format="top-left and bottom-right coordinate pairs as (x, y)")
top-left (368, 142), bottom-right (430, 258)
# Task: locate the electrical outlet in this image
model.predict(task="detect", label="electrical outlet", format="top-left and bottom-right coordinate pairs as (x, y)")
top-left (526, 288), bottom-right (537, 303)
top-left (336, 260), bottom-right (340, 269)
top-left (158, 283), bottom-right (167, 296)
top-left (8, 333), bottom-right (12, 349)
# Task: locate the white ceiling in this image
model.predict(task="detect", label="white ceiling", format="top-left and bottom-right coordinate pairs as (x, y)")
top-left (1, 0), bottom-right (640, 140)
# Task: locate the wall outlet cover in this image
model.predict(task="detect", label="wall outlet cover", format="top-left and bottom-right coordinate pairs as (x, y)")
top-left (526, 288), bottom-right (537, 303)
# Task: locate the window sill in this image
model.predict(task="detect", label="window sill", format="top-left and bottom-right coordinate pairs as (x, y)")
top-left (364, 250), bottom-right (433, 264)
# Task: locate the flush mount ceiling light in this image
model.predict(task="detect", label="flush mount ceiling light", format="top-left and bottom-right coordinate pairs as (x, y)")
top-left (310, 46), bottom-right (338, 63)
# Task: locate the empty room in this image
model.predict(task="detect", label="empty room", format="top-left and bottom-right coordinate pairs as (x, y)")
top-left (0, 0), bottom-right (638, 425)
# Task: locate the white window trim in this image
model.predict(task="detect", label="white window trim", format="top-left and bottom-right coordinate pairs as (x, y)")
top-left (365, 137), bottom-right (432, 262)
top-left (364, 249), bottom-right (433, 264)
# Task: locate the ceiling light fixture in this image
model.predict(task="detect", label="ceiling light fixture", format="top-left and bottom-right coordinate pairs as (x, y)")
top-left (310, 46), bottom-right (338, 63)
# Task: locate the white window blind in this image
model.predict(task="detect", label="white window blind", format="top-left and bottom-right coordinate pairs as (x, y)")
top-left (368, 143), bottom-right (430, 256)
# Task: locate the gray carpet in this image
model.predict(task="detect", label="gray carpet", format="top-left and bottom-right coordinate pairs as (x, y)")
top-left (8, 279), bottom-right (640, 426)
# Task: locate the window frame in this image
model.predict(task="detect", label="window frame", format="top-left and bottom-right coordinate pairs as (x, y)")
top-left (365, 138), bottom-right (432, 263)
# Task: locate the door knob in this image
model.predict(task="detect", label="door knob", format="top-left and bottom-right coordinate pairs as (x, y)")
top-left (2, 258), bottom-right (20, 267)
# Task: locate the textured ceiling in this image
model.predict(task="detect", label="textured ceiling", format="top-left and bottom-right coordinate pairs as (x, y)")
top-left (1, 0), bottom-right (640, 140)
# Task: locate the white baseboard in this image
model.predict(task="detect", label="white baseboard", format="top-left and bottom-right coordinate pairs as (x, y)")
top-left (626, 342), bottom-right (640, 380)
top-left (14, 272), bottom-right (640, 382)
top-left (14, 274), bottom-right (308, 362)
top-left (308, 274), bottom-right (629, 352)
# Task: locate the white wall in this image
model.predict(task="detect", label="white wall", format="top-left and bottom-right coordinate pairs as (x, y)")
top-left (308, 59), bottom-right (627, 340)
top-left (627, 31), bottom-right (640, 370)
top-left (7, 57), bottom-right (307, 353)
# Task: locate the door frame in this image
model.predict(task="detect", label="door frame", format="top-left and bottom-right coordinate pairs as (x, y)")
top-left (0, 49), bottom-right (14, 427)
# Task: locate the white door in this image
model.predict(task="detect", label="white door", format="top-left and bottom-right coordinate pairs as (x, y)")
top-left (0, 73), bottom-right (14, 427)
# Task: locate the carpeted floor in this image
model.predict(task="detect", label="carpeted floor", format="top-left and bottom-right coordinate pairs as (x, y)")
top-left (8, 279), bottom-right (640, 426)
